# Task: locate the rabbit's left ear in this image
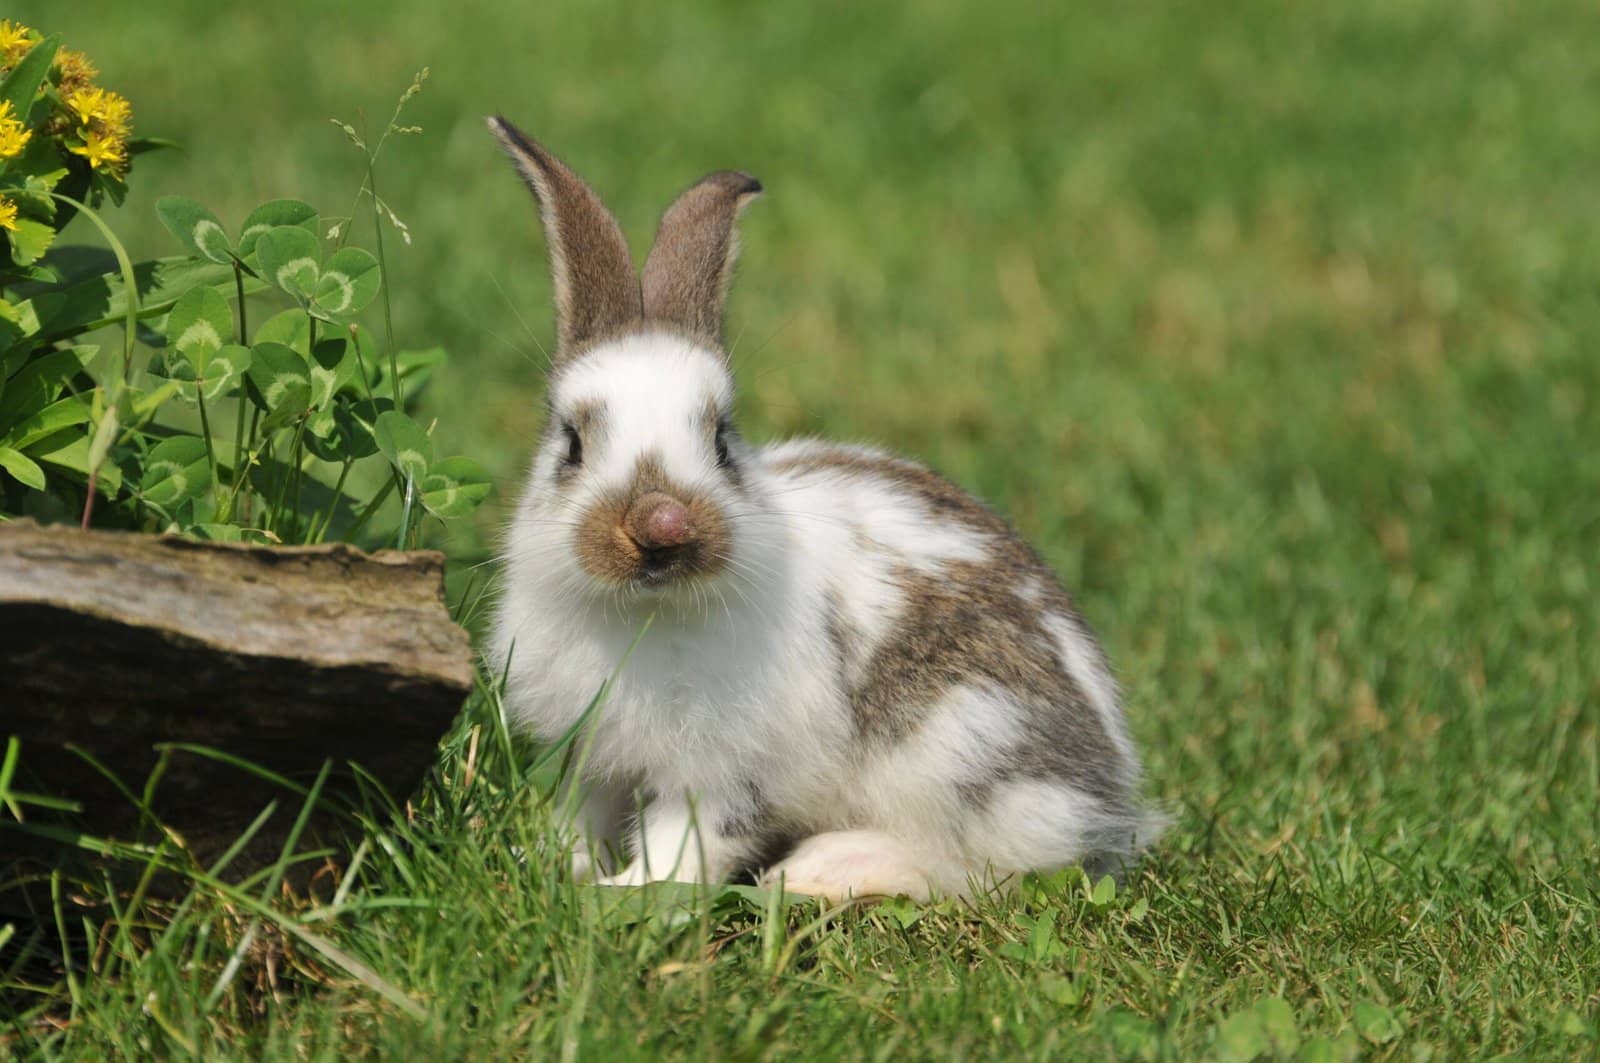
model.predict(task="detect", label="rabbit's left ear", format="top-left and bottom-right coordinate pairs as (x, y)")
top-left (641, 171), bottom-right (763, 351)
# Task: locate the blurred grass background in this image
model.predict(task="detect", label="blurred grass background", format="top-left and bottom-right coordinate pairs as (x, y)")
top-left (9, 0), bottom-right (1600, 1055)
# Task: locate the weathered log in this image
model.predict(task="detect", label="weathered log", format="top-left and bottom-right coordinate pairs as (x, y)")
top-left (0, 518), bottom-right (474, 879)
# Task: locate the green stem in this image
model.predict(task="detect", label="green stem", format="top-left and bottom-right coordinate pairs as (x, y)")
top-left (346, 323), bottom-right (408, 502)
top-left (336, 168), bottom-right (371, 253)
top-left (233, 260), bottom-right (250, 341)
top-left (287, 313), bottom-right (324, 541)
top-left (289, 432), bottom-right (307, 542)
top-left (241, 405), bottom-right (262, 523)
top-left (397, 472), bottom-right (416, 549)
top-left (222, 399), bottom-right (245, 523)
top-left (225, 430), bottom-right (269, 528)
top-left (195, 382), bottom-right (219, 509)
top-left (50, 193), bottom-right (139, 380)
top-left (364, 150), bottom-right (401, 408)
top-left (272, 418), bottom-right (309, 538)
top-left (310, 457), bottom-right (354, 543)
top-left (348, 324), bottom-right (378, 405)
top-left (341, 474), bottom-right (396, 544)
top-left (228, 260), bottom-right (250, 517)
top-left (53, 192), bottom-right (140, 528)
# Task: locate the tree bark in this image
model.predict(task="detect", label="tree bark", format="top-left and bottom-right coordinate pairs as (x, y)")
top-left (0, 518), bottom-right (475, 879)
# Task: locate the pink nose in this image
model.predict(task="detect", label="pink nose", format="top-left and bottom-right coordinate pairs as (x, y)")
top-left (627, 493), bottom-right (694, 549)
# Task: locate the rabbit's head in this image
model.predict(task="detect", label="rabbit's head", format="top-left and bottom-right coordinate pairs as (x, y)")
top-left (489, 117), bottom-right (765, 595)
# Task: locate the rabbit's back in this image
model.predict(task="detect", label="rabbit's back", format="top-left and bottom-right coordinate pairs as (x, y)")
top-left (759, 439), bottom-right (1142, 803)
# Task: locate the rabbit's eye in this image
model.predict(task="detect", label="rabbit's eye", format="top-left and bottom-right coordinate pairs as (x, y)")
top-left (713, 421), bottom-right (734, 469)
top-left (561, 423), bottom-right (583, 468)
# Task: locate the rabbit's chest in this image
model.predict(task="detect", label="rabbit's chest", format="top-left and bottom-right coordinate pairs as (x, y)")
top-left (559, 620), bottom-right (845, 785)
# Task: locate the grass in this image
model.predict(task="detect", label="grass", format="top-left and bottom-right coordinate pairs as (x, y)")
top-left (4, 0), bottom-right (1600, 1056)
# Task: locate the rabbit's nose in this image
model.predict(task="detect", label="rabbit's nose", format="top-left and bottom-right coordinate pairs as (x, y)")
top-left (626, 493), bottom-right (695, 549)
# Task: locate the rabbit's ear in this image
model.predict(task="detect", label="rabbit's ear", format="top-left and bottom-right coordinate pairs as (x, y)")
top-left (641, 170), bottom-right (762, 351)
top-left (488, 117), bottom-right (642, 363)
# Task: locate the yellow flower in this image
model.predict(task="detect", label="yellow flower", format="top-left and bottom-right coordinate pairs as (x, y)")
top-left (0, 99), bottom-right (29, 159)
top-left (97, 91), bottom-right (133, 135)
top-left (0, 20), bottom-right (34, 67)
top-left (65, 85), bottom-right (109, 126)
top-left (64, 87), bottom-right (133, 138)
top-left (0, 122), bottom-right (30, 159)
top-left (55, 48), bottom-right (99, 90)
top-left (68, 127), bottom-right (126, 170)
top-left (0, 195), bottom-right (18, 233)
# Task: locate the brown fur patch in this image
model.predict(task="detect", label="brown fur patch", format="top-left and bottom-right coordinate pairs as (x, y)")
top-left (783, 446), bottom-right (1130, 802)
top-left (553, 401), bottom-right (607, 486)
top-left (857, 560), bottom-right (1126, 801)
top-left (567, 400), bottom-right (606, 437)
top-left (701, 397), bottom-right (750, 486)
top-left (701, 396), bottom-right (723, 434)
top-left (574, 454), bottom-right (732, 586)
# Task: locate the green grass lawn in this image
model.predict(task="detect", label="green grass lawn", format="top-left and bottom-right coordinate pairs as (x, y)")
top-left (5, 0), bottom-right (1599, 1056)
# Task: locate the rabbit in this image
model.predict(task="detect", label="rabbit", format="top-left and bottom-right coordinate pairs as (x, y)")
top-left (485, 116), bottom-right (1162, 901)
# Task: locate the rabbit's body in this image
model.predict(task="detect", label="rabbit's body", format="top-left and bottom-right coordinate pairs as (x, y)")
top-left (485, 119), bottom-right (1158, 899)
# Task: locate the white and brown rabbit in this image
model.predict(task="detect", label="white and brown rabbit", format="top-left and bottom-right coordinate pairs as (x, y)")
top-left (486, 117), bottom-right (1160, 900)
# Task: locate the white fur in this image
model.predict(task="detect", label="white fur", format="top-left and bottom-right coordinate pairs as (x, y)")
top-left (977, 780), bottom-right (1110, 872)
top-left (595, 796), bottom-right (731, 886)
top-left (490, 331), bottom-right (1150, 899)
top-left (760, 439), bottom-right (996, 573)
top-left (555, 333), bottom-right (733, 490)
top-left (763, 830), bottom-right (947, 902)
top-left (844, 684), bottom-right (1023, 849)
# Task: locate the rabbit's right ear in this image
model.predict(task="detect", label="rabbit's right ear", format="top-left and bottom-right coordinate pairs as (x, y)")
top-left (641, 170), bottom-right (763, 353)
top-left (487, 117), bottom-right (642, 364)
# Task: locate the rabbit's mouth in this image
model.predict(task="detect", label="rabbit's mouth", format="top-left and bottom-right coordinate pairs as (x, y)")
top-left (574, 476), bottom-right (732, 589)
top-left (633, 542), bottom-right (706, 587)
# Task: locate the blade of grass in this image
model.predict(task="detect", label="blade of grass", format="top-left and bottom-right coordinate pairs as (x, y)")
top-left (32, 816), bottom-right (428, 1022)
top-left (259, 760), bottom-right (332, 905)
top-left (152, 744), bottom-right (310, 797)
top-left (50, 871), bottom-right (82, 1018)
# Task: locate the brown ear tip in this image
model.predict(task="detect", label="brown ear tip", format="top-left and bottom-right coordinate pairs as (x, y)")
top-left (699, 170), bottom-right (762, 200)
top-left (487, 115), bottom-right (542, 156)
top-left (732, 172), bottom-right (763, 198)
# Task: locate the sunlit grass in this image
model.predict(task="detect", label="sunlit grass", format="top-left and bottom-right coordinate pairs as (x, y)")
top-left (4, 0), bottom-right (1599, 1056)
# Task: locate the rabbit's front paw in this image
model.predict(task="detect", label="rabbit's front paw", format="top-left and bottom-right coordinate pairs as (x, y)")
top-left (596, 862), bottom-right (651, 888)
